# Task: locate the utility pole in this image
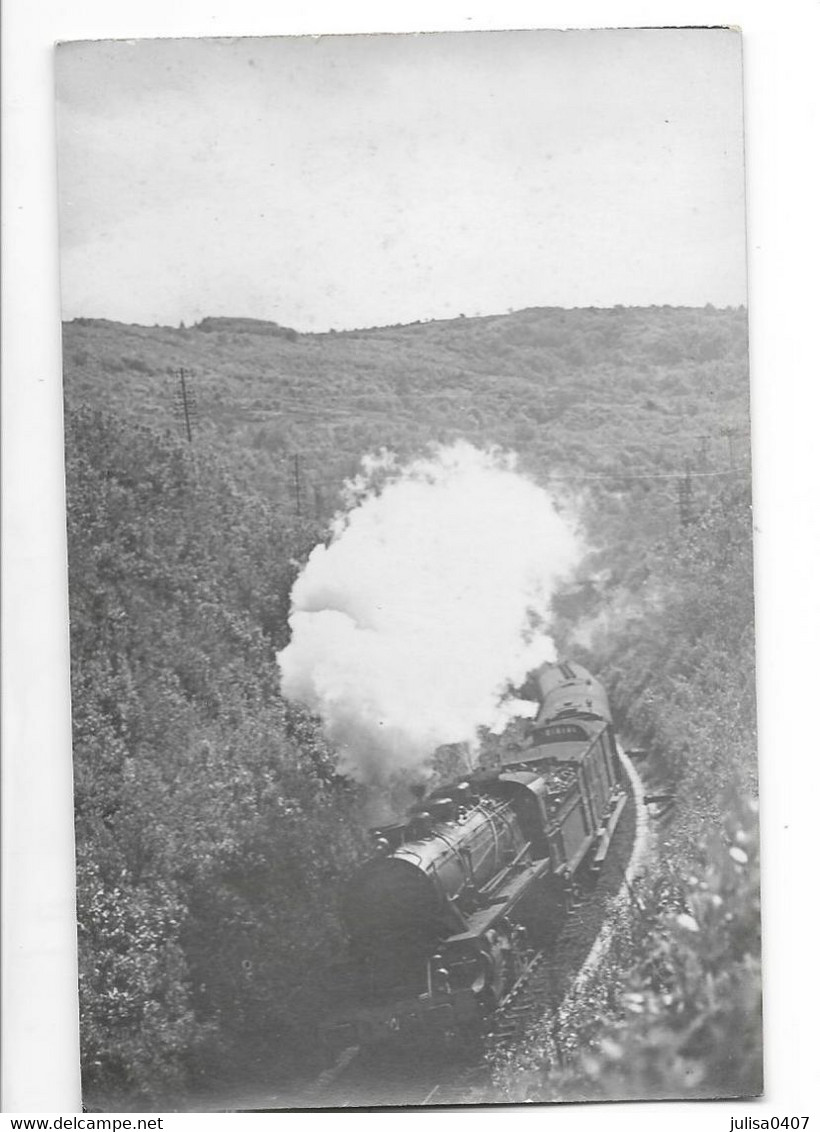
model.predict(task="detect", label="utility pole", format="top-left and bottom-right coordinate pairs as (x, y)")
top-left (294, 453), bottom-right (302, 517)
top-left (678, 460), bottom-right (695, 528)
top-left (180, 369), bottom-right (193, 443)
top-left (173, 368), bottom-right (197, 443)
top-left (722, 426), bottom-right (739, 470)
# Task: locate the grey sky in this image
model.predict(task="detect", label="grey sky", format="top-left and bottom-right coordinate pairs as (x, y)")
top-left (56, 29), bottom-right (746, 331)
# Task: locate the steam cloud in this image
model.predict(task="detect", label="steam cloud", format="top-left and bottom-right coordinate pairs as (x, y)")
top-left (277, 441), bottom-right (581, 782)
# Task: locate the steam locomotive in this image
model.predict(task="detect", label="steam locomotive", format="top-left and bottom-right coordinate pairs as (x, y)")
top-left (320, 661), bottom-right (628, 1054)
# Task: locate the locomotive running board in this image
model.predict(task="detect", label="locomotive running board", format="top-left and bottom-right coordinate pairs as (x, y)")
top-left (591, 790), bottom-right (628, 871)
top-left (447, 858), bottom-right (553, 943)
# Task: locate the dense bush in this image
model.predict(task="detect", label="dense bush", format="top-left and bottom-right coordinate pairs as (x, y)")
top-left (568, 477), bottom-right (757, 851)
top-left (66, 407), bottom-right (370, 1106)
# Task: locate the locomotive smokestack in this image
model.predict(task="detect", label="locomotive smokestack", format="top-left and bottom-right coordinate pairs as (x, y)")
top-left (277, 441), bottom-right (581, 783)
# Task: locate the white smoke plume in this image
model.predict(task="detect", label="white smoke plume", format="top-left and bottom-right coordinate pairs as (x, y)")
top-left (277, 441), bottom-right (582, 783)
top-left (570, 578), bottom-right (666, 653)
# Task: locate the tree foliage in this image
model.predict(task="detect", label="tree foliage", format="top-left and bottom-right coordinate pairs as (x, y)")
top-left (66, 407), bottom-right (370, 1106)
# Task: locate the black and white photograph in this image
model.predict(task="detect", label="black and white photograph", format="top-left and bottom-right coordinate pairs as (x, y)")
top-left (50, 25), bottom-right (761, 1114)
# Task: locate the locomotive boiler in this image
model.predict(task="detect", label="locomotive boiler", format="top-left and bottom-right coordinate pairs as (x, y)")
top-left (320, 661), bottom-right (628, 1053)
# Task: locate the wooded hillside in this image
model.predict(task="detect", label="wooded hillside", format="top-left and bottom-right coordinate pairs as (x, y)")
top-left (63, 304), bottom-right (758, 1107)
top-left (64, 304), bottom-right (749, 520)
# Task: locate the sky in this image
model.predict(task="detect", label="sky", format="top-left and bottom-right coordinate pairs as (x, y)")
top-left (56, 29), bottom-right (747, 331)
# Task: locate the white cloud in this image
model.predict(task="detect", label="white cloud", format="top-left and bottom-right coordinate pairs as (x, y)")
top-left (56, 29), bottom-right (747, 328)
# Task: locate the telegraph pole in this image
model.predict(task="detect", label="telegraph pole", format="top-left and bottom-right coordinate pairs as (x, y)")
top-left (180, 369), bottom-right (193, 443)
top-left (678, 460), bottom-right (695, 528)
top-left (173, 368), bottom-right (197, 443)
top-left (294, 453), bottom-right (302, 517)
top-left (722, 426), bottom-right (739, 470)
